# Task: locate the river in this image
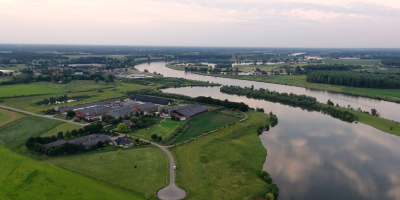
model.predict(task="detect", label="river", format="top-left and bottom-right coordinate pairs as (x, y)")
top-left (136, 61), bottom-right (400, 200)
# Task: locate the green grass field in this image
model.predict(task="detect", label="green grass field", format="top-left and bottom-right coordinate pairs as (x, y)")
top-left (324, 59), bottom-right (380, 66)
top-left (0, 108), bottom-right (24, 127)
top-left (41, 122), bottom-right (84, 137)
top-left (0, 110), bottom-right (11, 123)
top-left (0, 116), bottom-right (62, 148)
top-left (38, 80), bottom-right (119, 92)
top-left (0, 84), bottom-right (66, 98)
top-left (131, 118), bottom-right (182, 142)
top-left (45, 146), bottom-right (168, 199)
top-left (0, 146), bottom-right (145, 200)
top-left (171, 111), bottom-right (274, 199)
top-left (174, 112), bottom-right (240, 143)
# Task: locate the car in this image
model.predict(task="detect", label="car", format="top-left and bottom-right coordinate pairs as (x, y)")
top-left (173, 166), bottom-right (176, 170)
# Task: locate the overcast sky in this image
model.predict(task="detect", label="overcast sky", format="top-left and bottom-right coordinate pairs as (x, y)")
top-left (0, 0), bottom-right (399, 48)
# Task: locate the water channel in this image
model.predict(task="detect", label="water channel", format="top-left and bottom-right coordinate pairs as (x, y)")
top-left (135, 62), bottom-right (400, 200)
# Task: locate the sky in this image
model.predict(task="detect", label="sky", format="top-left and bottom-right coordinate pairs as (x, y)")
top-left (0, 0), bottom-right (399, 48)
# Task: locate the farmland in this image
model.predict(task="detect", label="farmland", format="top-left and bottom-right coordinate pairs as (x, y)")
top-left (171, 111), bottom-right (275, 199)
top-left (0, 146), bottom-right (145, 200)
top-left (324, 58), bottom-right (380, 66)
top-left (41, 122), bottom-right (84, 137)
top-left (131, 118), bottom-right (182, 142)
top-left (0, 108), bottom-right (24, 127)
top-left (45, 146), bottom-right (168, 199)
top-left (0, 116), bottom-right (62, 149)
top-left (0, 84), bottom-right (66, 97)
top-left (174, 112), bottom-right (241, 143)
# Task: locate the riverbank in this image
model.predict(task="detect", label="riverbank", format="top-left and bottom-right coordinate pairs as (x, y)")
top-left (171, 111), bottom-right (277, 199)
top-left (165, 64), bottom-right (400, 103)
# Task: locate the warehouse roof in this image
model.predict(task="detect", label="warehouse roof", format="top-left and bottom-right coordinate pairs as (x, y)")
top-left (108, 109), bottom-right (136, 118)
top-left (68, 134), bottom-right (100, 144)
top-left (138, 103), bottom-right (159, 112)
top-left (130, 95), bottom-right (173, 105)
top-left (82, 136), bottom-right (110, 148)
top-left (44, 140), bottom-right (67, 148)
top-left (173, 104), bottom-right (208, 118)
top-left (58, 99), bottom-right (119, 113)
top-left (121, 100), bottom-right (139, 108)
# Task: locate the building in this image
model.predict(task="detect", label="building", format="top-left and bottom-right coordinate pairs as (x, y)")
top-left (133, 103), bottom-right (159, 113)
top-left (58, 98), bottom-right (119, 113)
top-left (112, 137), bottom-right (134, 148)
top-left (108, 109), bottom-right (136, 118)
top-left (68, 134), bottom-right (102, 145)
top-left (44, 134), bottom-right (107, 148)
top-left (130, 94), bottom-right (173, 105)
top-left (78, 106), bottom-right (111, 118)
top-left (122, 120), bottom-right (134, 128)
top-left (81, 136), bottom-right (109, 148)
top-left (168, 104), bottom-right (208, 118)
top-left (121, 100), bottom-right (139, 109)
top-left (75, 72), bottom-right (83, 75)
top-left (44, 140), bottom-right (67, 148)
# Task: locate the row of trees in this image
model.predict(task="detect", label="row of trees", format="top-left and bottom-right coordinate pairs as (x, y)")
top-left (306, 71), bottom-right (400, 89)
top-left (303, 64), bottom-right (359, 71)
top-left (122, 77), bottom-right (219, 88)
top-left (220, 85), bottom-right (358, 122)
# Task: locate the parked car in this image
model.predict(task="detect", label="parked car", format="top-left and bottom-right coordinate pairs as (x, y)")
top-left (173, 166), bottom-right (176, 170)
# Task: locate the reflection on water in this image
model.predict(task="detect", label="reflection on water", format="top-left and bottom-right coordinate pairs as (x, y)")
top-left (135, 62), bottom-right (400, 121)
top-left (161, 86), bottom-right (400, 200)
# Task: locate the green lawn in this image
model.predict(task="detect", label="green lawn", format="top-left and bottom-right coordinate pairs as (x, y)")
top-left (41, 122), bottom-right (84, 137)
top-left (0, 116), bottom-right (62, 148)
top-left (0, 108), bottom-right (24, 127)
top-left (324, 58), bottom-right (380, 66)
top-left (38, 80), bottom-right (120, 92)
top-left (0, 84), bottom-right (66, 97)
top-left (131, 118), bottom-right (182, 142)
top-left (0, 146), bottom-right (145, 200)
top-left (0, 110), bottom-right (11, 124)
top-left (174, 112), bottom-right (240, 143)
top-left (171, 111), bottom-right (274, 199)
top-left (45, 146), bottom-right (168, 199)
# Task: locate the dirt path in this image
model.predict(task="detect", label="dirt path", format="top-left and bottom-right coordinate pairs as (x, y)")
top-left (0, 108), bottom-right (23, 127)
top-left (0, 105), bottom-right (89, 126)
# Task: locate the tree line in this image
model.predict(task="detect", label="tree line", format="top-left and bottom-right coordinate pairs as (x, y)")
top-left (303, 64), bottom-right (360, 71)
top-left (220, 85), bottom-right (358, 122)
top-left (306, 71), bottom-right (400, 89)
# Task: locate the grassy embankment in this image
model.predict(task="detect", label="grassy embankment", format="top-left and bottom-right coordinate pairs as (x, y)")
top-left (0, 146), bottom-right (145, 200)
top-left (0, 108), bottom-right (24, 127)
top-left (45, 146), bottom-right (169, 199)
top-left (0, 80), bottom-right (159, 114)
top-left (131, 118), bottom-right (182, 142)
top-left (166, 63), bottom-right (400, 103)
top-left (171, 111), bottom-right (274, 199)
top-left (173, 112), bottom-right (241, 144)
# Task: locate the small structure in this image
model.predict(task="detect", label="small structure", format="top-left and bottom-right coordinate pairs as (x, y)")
top-left (122, 120), bottom-right (134, 128)
top-left (112, 137), bottom-right (134, 148)
top-left (130, 94), bottom-right (173, 105)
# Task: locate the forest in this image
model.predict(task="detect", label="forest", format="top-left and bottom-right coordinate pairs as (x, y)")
top-left (306, 71), bottom-right (400, 89)
top-left (381, 59), bottom-right (400, 66)
top-left (220, 85), bottom-right (358, 122)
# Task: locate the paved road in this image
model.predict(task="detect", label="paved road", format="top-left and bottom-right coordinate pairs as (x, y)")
top-left (0, 105), bottom-right (88, 126)
top-left (114, 133), bottom-right (186, 200)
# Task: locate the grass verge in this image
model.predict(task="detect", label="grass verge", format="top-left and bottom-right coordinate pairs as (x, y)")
top-left (130, 118), bottom-right (182, 142)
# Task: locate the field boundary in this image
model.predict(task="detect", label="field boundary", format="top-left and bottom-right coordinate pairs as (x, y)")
top-left (0, 108), bottom-right (24, 127)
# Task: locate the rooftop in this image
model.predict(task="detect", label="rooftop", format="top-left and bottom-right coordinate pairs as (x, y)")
top-left (172, 104), bottom-right (208, 118)
top-left (130, 94), bottom-right (173, 105)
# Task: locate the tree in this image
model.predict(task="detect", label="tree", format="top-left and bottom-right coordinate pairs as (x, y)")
top-left (171, 115), bottom-right (176, 120)
top-left (97, 141), bottom-right (104, 148)
top-left (65, 130), bottom-right (71, 139)
top-left (57, 131), bottom-right (64, 139)
top-left (151, 134), bottom-right (158, 140)
top-left (73, 117), bottom-right (79, 122)
top-left (157, 136), bottom-right (163, 142)
top-left (266, 193), bottom-right (274, 200)
top-left (94, 77), bottom-right (100, 83)
top-left (327, 99), bottom-right (334, 106)
top-left (71, 129), bottom-right (78, 137)
top-left (66, 110), bottom-right (76, 119)
top-left (78, 128), bottom-right (85, 136)
top-left (117, 123), bottom-right (128, 133)
top-left (371, 108), bottom-right (378, 116)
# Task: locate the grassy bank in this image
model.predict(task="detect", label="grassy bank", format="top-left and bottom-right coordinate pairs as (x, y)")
top-left (171, 111), bottom-right (274, 199)
top-left (0, 146), bottom-right (145, 200)
top-left (45, 146), bottom-right (168, 199)
top-left (174, 112), bottom-right (241, 143)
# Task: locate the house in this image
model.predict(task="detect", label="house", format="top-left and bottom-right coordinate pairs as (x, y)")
top-left (122, 120), bottom-right (134, 128)
top-left (112, 137), bottom-right (134, 148)
top-left (133, 103), bottom-right (159, 113)
top-left (130, 94), bottom-right (173, 105)
top-left (168, 104), bottom-right (208, 118)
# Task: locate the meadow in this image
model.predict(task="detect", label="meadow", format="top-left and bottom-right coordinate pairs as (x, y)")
top-left (0, 116), bottom-right (62, 149)
top-left (41, 122), bottom-right (84, 137)
top-left (131, 118), bottom-right (182, 142)
top-left (0, 84), bottom-right (66, 97)
top-left (0, 146), bottom-right (145, 200)
top-left (45, 146), bottom-right (168, 199)
top-left (174, 112), bottom-right (240, 143)
top-left (171, 111), bottom-right (274, 199)
top-left (324, 58), bottom-right (380, 66)
top-left (0, 108), bottom-right (24, 127)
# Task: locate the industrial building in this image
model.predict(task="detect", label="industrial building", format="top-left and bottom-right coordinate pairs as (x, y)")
top-left (168, 104), bottom-right (208, 118)
top-left (130, 94), bottom-right (173, 105)
top-left (133, 103), bottom-right (159, 113)
top-left (58, 98), bottom-right (119, 113)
